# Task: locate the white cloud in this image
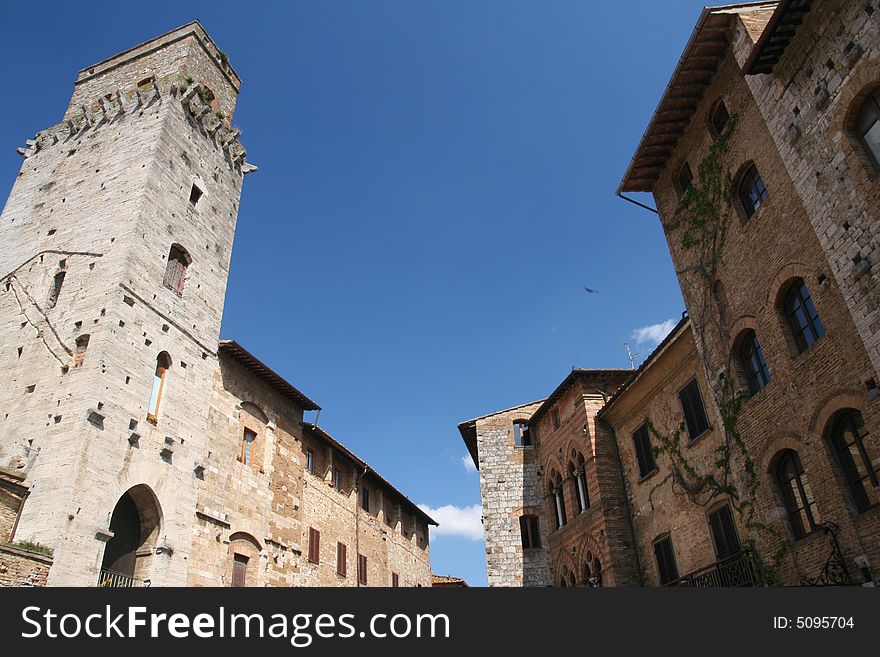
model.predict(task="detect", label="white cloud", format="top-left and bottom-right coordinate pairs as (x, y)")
top-left (461, 454), bottom-right (477, 474)
top-left (632, 319), bottom-right (677, 348)
top-left (417, 504), bottom-right (483, 541)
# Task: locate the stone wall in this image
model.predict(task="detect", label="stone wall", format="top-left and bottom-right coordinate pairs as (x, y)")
top-left (472, 402), bottom-right (549, 587)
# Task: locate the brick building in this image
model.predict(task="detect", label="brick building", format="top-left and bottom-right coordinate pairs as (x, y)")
top-left (465, 0), bottom-right (880, 587)
top-left (0, 22), bottom-right (434, 587)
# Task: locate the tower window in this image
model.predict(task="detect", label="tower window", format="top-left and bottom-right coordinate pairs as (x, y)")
top-left (708, 504), bottom-right (741, 560)
top-left (829, 409), bottom-right (878, 512)
top-left (519, 514), bottom-right (541, 549)
top-left (231, 554), bottom-right (248, 587)
top-left (513, 421), bottom-right (532, 446)
top-left (551, 408), bottom-right (560, 431)
top-left (47, 269), bottom-right (66, 309)
top-left (147, 352), bottom-right (172, 424)
top-left (305, 448), bottom-right (315, 474)
top-left (358, 554), bottom-right (368, 585)
top-left (737, 164), bottom-right (768, 219)
top-left (163, 244), bottom-right (192, 296)
top-left (710, 99), bottom-right (730, 138)
top-left (241, 428), bottom-right (256, 465)
top-left (336, 542), bottom-right (347, 576)
top-left (73, 334), bottom-right (90, 367)
top-left (854, 87), bottom-right (880, 169)
top-left (739, 331), bottom-right (771, 394)
top-left (677, 162), bottom-right (694, 196)
top-left (782, 279), bottom-right (825, 353)
top-left (775, 450), bottom-right (819, 539)
top-left (308, 527), bottom-right (320, 564)
top-left (189, 183), bottom-right (203, 205)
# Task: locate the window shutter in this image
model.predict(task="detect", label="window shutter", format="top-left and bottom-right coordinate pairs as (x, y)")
top-left (308, 528), bottom-right (320, 564)
top-left (337, 542), bottom-right (346, 576)
top-left (709, 505), bottom-right (741, 560)
top-left (232, 554), bottom-right (247, 587)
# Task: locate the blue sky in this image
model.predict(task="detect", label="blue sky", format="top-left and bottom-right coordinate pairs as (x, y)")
top-left (0, 0), bottom-right (711, 586)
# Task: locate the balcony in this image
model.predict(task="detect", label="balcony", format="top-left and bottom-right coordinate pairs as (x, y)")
top-left (97, 569), bottom-right (146, 588)
top-left (666, 553), bottom-right (756, 587)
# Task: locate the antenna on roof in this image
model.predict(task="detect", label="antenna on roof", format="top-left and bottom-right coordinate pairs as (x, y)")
top-left (616, 341), bottom-right (639, 370)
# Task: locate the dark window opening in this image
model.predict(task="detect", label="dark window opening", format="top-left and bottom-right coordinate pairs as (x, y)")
top-left (632, 423), bottom-right (657, 478)
top-left (678, 378), bottom-right (710, 440)
top-left (519, 514), bottom-right (541, 549)
top-left (677, 162), bottom-right (694, 196)
top-left (855, 88), bottom-right (880, 169)
top-left (710, 100), bottom-right (730, 138)
top-left (47, 270), bottom-right (66, 309)
top-left (738, 164), bottom-right (768, 219)
top-left (361, 487), bottom-right (370, 513)
top-left (783, 279), bottom-right (825, 353)
top-left (392, 573), bottom-right (399, 587)
top-left (513, 421), bottom-right (532, 447)
top-left (775, 450), bottom-right (819, 539)
top-left (739, 331), bottom-right (771, 394)
top-left (829, 410), bottom-right (878, 512)
top-left (189, 183), bottom-right (203, 205)
top-left (551, 408), bottom-right (560, 431)
top-left (708, 504), bottom-right (741, 561)
top-left (241, 428), bottom-right (256, 465)
top-left (653, 535), bottom-right (679, 584)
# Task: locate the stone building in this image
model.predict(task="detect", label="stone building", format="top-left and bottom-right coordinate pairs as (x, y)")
top-left (465, 0), bottom-right (880, 587)
top-left (0, 22), bottom-right (434, 587)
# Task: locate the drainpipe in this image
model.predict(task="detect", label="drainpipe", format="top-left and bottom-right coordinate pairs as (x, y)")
top-left (615, 190), bottom-right (659, 215)
top-left (354, 466), bottom-right (368, 587)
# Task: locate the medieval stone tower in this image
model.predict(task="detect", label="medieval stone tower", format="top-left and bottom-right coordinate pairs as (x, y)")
top-left (0, 22), bottom-right (253, 585)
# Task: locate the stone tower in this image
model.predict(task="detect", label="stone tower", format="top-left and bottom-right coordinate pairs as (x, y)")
top-left (0, 22), bottom-right (253, 585)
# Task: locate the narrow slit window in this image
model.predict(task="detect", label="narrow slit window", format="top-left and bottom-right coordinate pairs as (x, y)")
top-left (189, 183), bottom-right (203, 205)
top-left (241, 428), bottom-right (256, 465)
top-left (147, 352), bottom-right (171, 424)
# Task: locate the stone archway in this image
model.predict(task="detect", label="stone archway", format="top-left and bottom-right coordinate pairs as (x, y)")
top-left (99, 484), bottom-right (162, 586)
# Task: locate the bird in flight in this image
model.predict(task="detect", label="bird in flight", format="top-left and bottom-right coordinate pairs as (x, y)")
top-left (583, 286), bottom-right (599, 294)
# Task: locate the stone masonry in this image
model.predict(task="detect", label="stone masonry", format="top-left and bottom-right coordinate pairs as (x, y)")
top-left (0, 22), bottom-right (434, 587)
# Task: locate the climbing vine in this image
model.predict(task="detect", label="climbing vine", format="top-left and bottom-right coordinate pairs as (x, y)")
top-left (649, 114), bottom-right (787, 585)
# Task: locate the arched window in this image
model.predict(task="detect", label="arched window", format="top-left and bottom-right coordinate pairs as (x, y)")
top-left (710, 99), bottom-right (730, 138)
top-left (569, 455), bottom-right (590, 514)
top-left (739, 331), bottom-right (771, 394)
top-left (147, 352), bottom-right (171, 424)
top-left (828, 410), bottom-right (878, 512)
top-left (591, 559), bottom-right (602, 587)
top-left (854, 87), bottom-right (880, 169)
top-left (549, 473), bottom-right (567, 530)
top-left (677, 162), bottom-right (694, 196)
top-left (559, 565), bottom-right (575, 587)
top-left (782, 279), bottom-right (825, 352)
top-left (163, 244), bottom-right (191, 296)
top-left (737, 164), bottom-right (768, 219)
top-left (775, 450), bottom-right (819, 539)
top-left (73, 334), bottom-right (90, 367)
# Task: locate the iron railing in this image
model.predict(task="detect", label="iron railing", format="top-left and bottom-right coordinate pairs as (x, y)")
top-left (666, 553), bottom-right (756, 587)
top-left (97, 569), bottom-right (139, 588)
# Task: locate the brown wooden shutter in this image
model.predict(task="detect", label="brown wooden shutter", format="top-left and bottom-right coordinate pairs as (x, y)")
top-left (337, 542), bottom-right (346, 576)
top-left (392, 572), bottom-right (399, 587)
top-left (308, 528), bottom-right (320, 564)
top-left (709, 505), bottom-right (741, 560)
top-left (232, 554), bottom-right (247, 587)
top-left (358, 554), bottom-right (367, 585)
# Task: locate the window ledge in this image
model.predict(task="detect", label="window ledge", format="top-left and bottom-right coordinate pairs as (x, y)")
top-left (686, 427), bottom-right (714, 448)
top-left (638, 468), bottom-right (660, 485)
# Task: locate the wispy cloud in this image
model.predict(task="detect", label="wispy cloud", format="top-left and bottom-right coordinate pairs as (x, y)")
top-left (461, 454), bottom-right (477, 474)
top-left (632, 319), bottom-right (677, 349)
top-left (417, 504), bottom-right (483, 541)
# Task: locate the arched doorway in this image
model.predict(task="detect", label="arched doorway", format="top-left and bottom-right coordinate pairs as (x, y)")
top-left (99, 485), bottom-right (161, 587)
